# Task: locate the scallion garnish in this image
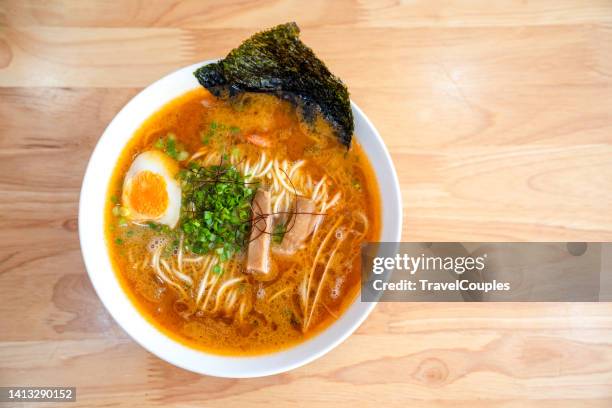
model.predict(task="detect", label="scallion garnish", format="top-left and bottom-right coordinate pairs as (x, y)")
top-left (154, 133), bottom-right (189, 161)
top-left (272, 222), bottom-right (286, 244)
top-left (180, 163), bottom-right (255, 257)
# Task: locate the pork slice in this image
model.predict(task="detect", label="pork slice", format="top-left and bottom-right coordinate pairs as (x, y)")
top-left (247, 189), bottom-right (272, 276)
top-left (274, 197), bottom-right (319, 256)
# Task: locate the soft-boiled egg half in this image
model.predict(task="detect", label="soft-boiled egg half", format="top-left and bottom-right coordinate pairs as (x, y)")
top-left (122, 150), bottom-right (182, 228)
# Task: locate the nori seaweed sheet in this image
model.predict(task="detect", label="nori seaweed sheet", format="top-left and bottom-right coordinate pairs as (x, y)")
top-left (194, 22), bottom-right (353, 146)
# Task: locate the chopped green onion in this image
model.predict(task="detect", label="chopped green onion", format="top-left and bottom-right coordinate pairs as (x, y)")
top-left (114, 238), bottom-right (124, 245)
top-left (166, 138), bottom-right (177, 158)
top-left (179, 163), bottom-right (256, 256)
top-left (177, 151), bottom-right (189, 161)
top-left (200, 122), bottom-right (240, 147)
top-left (147, 221), bottom-right (161, 231)
top-left (212, 264), bottom-right (223, 275)
top-left (200, 130), bottom-right (211, 145)
top-left (154, 133), bottom-right (188, 161)
top-left (272, 223), bottom-right (286, 244)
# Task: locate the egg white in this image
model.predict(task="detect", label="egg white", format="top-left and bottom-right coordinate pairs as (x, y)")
top-left (122, 150), bottom-right (182, 228)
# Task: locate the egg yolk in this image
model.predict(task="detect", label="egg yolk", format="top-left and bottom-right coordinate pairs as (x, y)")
top-left (126, 170), bottom-right (168, 218)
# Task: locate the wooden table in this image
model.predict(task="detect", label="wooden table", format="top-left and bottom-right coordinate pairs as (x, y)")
top-left (1, 1), bottom-right (612, 406)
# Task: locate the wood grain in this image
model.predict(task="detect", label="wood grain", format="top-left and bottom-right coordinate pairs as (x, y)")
top-left (1, 1), bottom-right (612, 406)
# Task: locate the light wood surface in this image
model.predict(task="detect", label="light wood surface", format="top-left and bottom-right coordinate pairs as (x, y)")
top-left (1, 1), bottom-right (612, 407)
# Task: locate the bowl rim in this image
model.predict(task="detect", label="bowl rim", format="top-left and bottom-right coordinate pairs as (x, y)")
top-left (79, 60), bottom-right (402, 377)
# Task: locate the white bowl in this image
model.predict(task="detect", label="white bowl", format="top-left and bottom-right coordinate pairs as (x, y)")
top-left (79, 61), bottom-right (402, 377)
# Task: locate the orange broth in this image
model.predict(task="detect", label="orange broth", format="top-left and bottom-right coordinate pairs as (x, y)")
top-left (106, 88), bottom-right (380, 355)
